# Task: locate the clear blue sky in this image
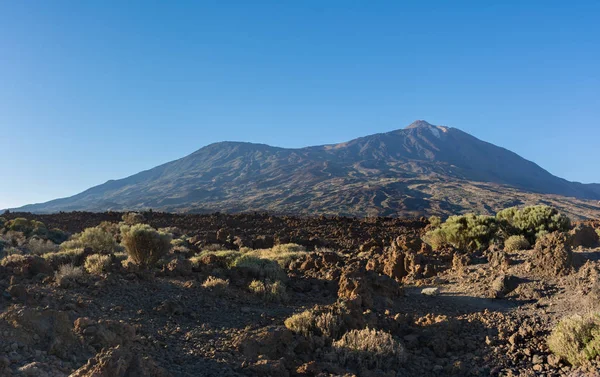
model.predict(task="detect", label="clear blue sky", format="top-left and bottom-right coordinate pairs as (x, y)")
top-left (1, 1), bottom-right (599, 209)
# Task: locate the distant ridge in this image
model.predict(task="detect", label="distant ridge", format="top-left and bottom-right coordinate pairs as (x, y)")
top-left (12, 121), bottom-right (600, 219)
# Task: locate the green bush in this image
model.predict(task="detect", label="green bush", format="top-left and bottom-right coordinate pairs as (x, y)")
top-left (503, 235), bottom-right (530, 252)
top-left (496, 205), bottom-right (571, 243)
top-left (424, 214), bottom-right (499, 252)
top-left (0, 217), bottom-right (6, 229)
top-left (548, 313), bottom-right (600, 366)
top-left (120, 224), bottom-right (171, 267)
top-left (61, 226), bottom-right (121, 254)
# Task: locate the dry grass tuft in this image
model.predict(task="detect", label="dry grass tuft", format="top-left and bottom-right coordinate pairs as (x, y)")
top-left (84, 254), bottom-right (112, 275)
top-left (333, 328), bottom-right (407, 370)
top-left (248, 279), bottom-right (287, 302)
top-left (504, 235), bottom-right (530, 252)
top-left (202, 276), bottom-right (230, 290)
top-left (55, 264), bottom-right (84, 287)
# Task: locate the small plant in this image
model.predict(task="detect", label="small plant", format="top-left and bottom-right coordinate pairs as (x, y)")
top-left (248, 279), bottom-right (287, 302)
top-left (333, 328), bottom-right (407, 370)
top-left (548, 313), bottom-right (600, 366)
top-left (201, 276), bottom-right (230, 290)
top-left (55, 264), bottom-right (83, 287)
top-left (84, 254), bottom-right (112, 275)
top-left (504, 235), bottom-right (530, 252)
top-left (120, 224), bottom-right (172, 267)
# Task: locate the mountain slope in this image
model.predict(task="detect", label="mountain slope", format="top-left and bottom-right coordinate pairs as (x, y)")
top-left (13, 121), bottom-right (600, 219)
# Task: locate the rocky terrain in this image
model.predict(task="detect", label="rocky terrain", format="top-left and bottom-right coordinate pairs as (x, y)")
top-left (0, 210), bottom-right (600, 376)
top-left (12, 121), bottom-right (600, 219)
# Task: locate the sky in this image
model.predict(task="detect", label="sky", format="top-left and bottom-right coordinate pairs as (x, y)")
top-left (1, 1), bottom-right (599, 209)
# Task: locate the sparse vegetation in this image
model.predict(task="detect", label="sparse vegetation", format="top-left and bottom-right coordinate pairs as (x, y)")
top-left (504, 235), bottom-right (530, 252)
top-left (248, 279), bottom-right (287, 302)
top-left (333, 328), bottom-right (407, 370)
top-left (201, 276), bottom-right (229, 290)
top-left (548, 313), bottom-right (600, 366)
top-left (428, 215), bottom-right (442, 229)
top-left (120, 224), bottom-right (172, 267)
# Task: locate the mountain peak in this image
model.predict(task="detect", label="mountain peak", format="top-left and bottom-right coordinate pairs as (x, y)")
top-left (405, 120), bottom-right (436, 129)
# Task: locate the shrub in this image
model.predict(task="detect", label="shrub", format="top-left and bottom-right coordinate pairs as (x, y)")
top-left (428, 215), bottom-right (442, 229)
top-left (248, 279), bottom-right (287, 302)
top-left (201, 276), bottom-right (230, 290)
top-left (597, 229), bottom-right (600, 239)
top-left (548, 313), bottom-right (600, 366)
top-left (7, 218), bottom-right (32, 233)
top-left (190, 250), bottom-right (242, 268)
top-left (232, 254), bottom-right (286, 281)
top-left (497, 205), bottom-right (571, 243)
top-left (120, 224), bottom-right (171, 267)
top-left (55, 264), bottom-right (83, 287)
top-left (246, 243), bottom-right (307, 269)
top-left (27, 237), bottom-right (59, 255)
top-left (504, 235), bottom-right (530, 252)
top-left (333, 328), bottom-right (407, 370)
top-left (122, 212), bottom-right (145, 225)
top-left (43, 248), bottom-right (87, 268)
top-left (61, 226), bottom-right (121, 254)
top-left (0, 217), bottom-right (5, 229)
top-left (84, 254), bottom-right (112, 275)
top-left (424, 214), bottom-right (498, 252)
top-left (285, 307), bottom-right (344, 340)
top-left (47, 228), bottom-right (69, 244)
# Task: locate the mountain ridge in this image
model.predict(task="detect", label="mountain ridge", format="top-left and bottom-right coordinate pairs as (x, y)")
top-left (11, 121), bottom-right (600, 219)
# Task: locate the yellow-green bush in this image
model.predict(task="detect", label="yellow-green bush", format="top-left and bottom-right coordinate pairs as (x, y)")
top-left (548, 313), bottom-right (600, 366)
top-left (333, 328), bottom-right (407, 370)
top-left (60, 226), bottom-right (121, 254)
top-left (120, 224), bottom-right (171, 267)
top-left (504, 235), bottom-right (530, 252)
top-left (497, 205), bottom-right (571, 243)
top-left (424, 214), bottom-right (499, 251)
